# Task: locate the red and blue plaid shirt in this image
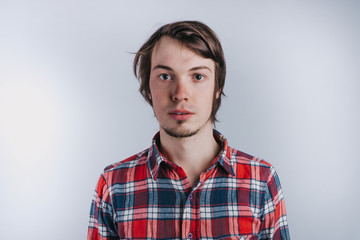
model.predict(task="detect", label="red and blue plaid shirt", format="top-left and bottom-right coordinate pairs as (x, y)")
top-left (88, 130), bottom-right (290, 239)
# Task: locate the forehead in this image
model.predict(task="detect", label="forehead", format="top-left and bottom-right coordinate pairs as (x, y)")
top-left (151, 37), bottom-right (215, 70)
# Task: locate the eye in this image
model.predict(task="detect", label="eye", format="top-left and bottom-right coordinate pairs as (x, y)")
top-left (159, 74), bottom-right (171, 80)
top-left (193, 74), bottom-right (205, 81)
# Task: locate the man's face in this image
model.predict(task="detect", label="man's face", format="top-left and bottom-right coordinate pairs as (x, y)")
top-left (149, 37), bottom-right (218, 138)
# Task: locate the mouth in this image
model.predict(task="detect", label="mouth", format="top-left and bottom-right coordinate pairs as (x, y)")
top-left (168, 110), bottom-right (193, 120)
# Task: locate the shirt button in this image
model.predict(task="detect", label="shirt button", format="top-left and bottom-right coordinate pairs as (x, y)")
top-left (188, 232), bottom-right (193, 239)
top-left (189, 194), bottom-right (193, 200)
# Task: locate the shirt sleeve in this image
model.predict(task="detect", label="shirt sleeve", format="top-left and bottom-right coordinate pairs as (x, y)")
top-left (259, 166), bottom-right (290, 239)
top-left (87, 174), bottom-right (119, 240)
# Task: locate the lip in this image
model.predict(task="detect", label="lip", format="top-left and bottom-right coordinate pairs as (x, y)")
top-left (168, 109), bottom-right (194, 121)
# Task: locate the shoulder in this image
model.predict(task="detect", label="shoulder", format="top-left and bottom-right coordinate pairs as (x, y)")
top-left (104, 149), bottom-right (149, 171)
top-left (229, 146), bottom-right (272, 167)
top-left (101, 148), bottom-right (150, 183)
top-left (228, 146), bottom-right (276, 182)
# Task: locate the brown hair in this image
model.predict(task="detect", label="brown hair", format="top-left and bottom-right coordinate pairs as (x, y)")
top-left (133, 20), bottom-right (226, 122)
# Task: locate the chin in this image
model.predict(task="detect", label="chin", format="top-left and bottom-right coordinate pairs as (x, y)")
top-left (162, 126), bottom-right (200, 139)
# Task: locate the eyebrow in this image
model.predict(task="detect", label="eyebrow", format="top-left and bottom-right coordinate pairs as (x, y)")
top-left (152, 65), bottom-right (212, 72)
top-left (152, 65), bottom-right (173, 71)
top-left (189, 66), bottom-right (212, 73)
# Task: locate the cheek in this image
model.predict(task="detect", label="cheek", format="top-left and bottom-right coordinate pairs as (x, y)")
top-left (151, 89), bottom-right (167, 102)
top-left (199, 90), bottom-right (215, 112)
top-left (150, 90), bottom-right (168, 112)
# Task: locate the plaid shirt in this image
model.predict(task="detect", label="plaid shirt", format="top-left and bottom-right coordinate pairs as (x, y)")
top-left (88, 130), bottom-right (290, 239)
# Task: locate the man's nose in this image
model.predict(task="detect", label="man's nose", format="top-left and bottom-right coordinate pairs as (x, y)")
top-left (171, 79), bottom-right (189, 102)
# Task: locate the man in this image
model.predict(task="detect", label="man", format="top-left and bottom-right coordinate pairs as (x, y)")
top-left (88, 21), bottom-right (290, 239)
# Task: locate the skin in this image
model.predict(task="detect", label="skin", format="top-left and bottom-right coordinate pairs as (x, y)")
top-left (149, 37), bottom-right (221, 187)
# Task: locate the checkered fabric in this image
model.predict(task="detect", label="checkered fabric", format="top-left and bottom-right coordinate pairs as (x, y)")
top-left (88, 130), bottom-right (290, 239)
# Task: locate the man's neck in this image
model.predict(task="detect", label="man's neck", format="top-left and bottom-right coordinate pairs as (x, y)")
top-left (158, 123), bottom-right (220, 187)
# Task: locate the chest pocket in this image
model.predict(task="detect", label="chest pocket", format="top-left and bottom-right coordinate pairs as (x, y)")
top-left (199, 186), bottom-right (262, 238)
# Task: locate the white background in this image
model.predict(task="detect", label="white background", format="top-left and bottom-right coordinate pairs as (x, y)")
top-left (0, 1), bottom-right (359, 239)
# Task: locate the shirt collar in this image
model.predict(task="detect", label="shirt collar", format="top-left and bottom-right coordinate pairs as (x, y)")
top-left (147, 130), bottom-right (235, 180)
top-left (212, 129), bottom-right (235, 176)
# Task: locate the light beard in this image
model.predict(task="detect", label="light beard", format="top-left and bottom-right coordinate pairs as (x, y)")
top-left (162, 119), bottom-right (211, 139)
top-left (163, 126), bottom-right (200, 138)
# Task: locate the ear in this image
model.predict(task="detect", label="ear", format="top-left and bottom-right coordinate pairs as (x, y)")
top-left (148, 93), bottom-right (152, 100)
top-left (215, 89), bottom-right (221, 99)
